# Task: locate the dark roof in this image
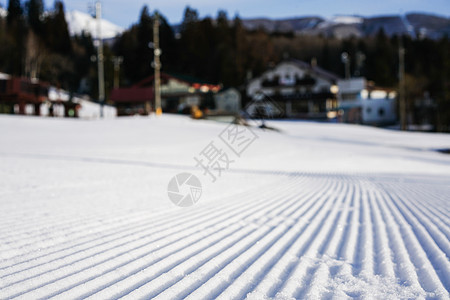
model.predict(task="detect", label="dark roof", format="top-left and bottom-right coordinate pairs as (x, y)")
top-left (288, 59), bottom-right (341, 82)
top-left (166, 72), bottom-right (218, 85)
top-left (133, 73), bottom-right (185, 88)
top-left (133, 72), bottom-right (218, 88)
top-left (110, 87), bottom-right (153, 103)
top-left (110, 72), bottom-right (222, 103)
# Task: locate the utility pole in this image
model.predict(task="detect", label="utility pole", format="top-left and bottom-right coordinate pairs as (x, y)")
top-left (399, 40), bottom-right (406, 130)
top-left (112, 56), bottom-right (123, 89)
top-left (153, 12), bottom-right (162, 116)
top-left (355, 51), bottom-right (366, 77)
top-left (96, 0), bottom-right (105, 118)
top-left (341, 52), bottom-right (351, 79)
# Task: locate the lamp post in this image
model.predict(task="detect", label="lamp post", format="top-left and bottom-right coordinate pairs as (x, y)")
top-left (112, 56), bottom-right (123, 89)
top-left (341, 52), bottom-right (351, 79)
top-left (399, 41), bottom-right (407, 131)
top-left (355, 51), bottom-right (366, 77)
top-left (95, 0), bottom-right (105, 118)
top-left (153, 12), bottom-right (162, 116)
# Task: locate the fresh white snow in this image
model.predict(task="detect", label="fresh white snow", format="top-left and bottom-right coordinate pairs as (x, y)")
top-left (65, 10), bottom-right (124, 39)
top-left (0, 7), bottom-right (6, 18)
top-left (317, 15), bottom-right (363, 29)
top-left (0, 115), bottom-right (449, 299)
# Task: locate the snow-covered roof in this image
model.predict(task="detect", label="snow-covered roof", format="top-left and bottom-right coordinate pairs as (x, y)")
top-left (0, 72), bottom-right (11, 80)
top-left (48, 87), bottom-right (70, 101)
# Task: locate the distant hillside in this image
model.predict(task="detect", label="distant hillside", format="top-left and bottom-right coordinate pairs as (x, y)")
top-left (241, 13), bottom-right (450, 39)
top-left (406, 13), bottom-right (450, 39)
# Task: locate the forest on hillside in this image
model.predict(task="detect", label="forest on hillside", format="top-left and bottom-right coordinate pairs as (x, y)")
top-left (0, 1), bottom-right (449, 131)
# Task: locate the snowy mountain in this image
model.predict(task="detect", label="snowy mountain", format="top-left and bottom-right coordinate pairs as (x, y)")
top-left (316, 15), bottom-right (364, 29)
top-left (65, 10), bottom-right (124, 40)
top-left (241, 13), bottom-right (450, 39)
top-left (0, 7), bottom-right (7, 18)
top-left (0, 8), bottom-right (123, 39)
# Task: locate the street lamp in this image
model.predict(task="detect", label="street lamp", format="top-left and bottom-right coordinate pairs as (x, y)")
top-left (399, 42), bottom-right (406, 130)
top-left (112, 56), bottom-right (123, 89)
top-left (341, 52), bottom-right (350, 79)
top-left (355, 51), bottom-right (366, 77)
top-left (153, 12), bottom-right (162, 116)
top-left (95, 0), bottom-right (105, 118)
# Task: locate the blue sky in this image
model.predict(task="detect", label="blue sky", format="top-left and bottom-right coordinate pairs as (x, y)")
top-left (9, 0), bottom-right (450, 28)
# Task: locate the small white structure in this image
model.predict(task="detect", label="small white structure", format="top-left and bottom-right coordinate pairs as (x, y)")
top-left (213, 88), bottom-right (241, 114)
top-left (0, 72), bottom-right (10, 80)
top-left (337, 78), bottom-right (397, 125)
top-left (46, 87), bottom-right (117, 119)
top-left (77, 97), bottom-right (117, 119)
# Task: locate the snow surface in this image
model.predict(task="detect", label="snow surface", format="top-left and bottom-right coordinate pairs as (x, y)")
top-left (0, 7), bottom-right (6, 18)
top-left (0, 8), bottom-right (123, 39)
top-left (65, 10), bottom-right (124, 39)
top-left (330, 16), bottom-right (363, 24)
top-left (317, 16), bottom-right (363, 29)
top-left (0, 115), bottom-right (449, 299)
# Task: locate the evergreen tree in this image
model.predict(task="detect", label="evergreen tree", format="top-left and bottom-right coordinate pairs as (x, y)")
top-left (25, 0), bottom-right (43, 34)
top-left (180, 6), bottom-right (198, 31)
top-left (113, 25), bottom-right (139, 84)
top-left (157, 12), bottom-right (177, 74)
top-left (113, 7), bottom-right (176, 83)
top-left (179, 6), bottom-right (202, 77)
top-left (7, 0), bottom-right (23, 27)
top-left (215, 10), bottom-right (234, 85)
top-left (23, 0), bottom-right (44, 79)
top-left (135, 5), bottom-right (153, 80)
top-left (231, 15), bottom-right (247, 84)
top-left (435, 36), bottom-right (450, 131)
top-left (71, 32), bottom-right (96, 93)
top-left (6, 0), bottom-right (25, 75)
top-left (44, 1), bottom-right (71, 55)
top-left (366, 29), bottom-right (396, 86)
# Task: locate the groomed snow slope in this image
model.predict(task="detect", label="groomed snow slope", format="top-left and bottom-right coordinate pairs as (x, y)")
top-left (0, 115), bottom-right (449, 299)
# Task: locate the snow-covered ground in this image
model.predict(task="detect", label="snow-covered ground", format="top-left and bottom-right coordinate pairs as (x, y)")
top-left (0, 115), bottom-right (449, 299)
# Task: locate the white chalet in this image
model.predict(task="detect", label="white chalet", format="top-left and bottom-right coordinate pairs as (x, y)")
top-left (337, 77), bottom-right (397, 125)
top-left (246, 59), bottom-right (340, 119)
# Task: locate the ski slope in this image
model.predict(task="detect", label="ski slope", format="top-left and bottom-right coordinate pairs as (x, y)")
top-left (0, 115), bottom-right (449, 299)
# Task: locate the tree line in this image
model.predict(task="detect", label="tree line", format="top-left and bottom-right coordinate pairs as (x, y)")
top-left (0, 2), bottom-right (449, 131)
top-left (0, 0), bottom-right (95, 93)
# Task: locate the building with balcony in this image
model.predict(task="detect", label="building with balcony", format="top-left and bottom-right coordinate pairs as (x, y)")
top-left (337, 77), bottom-right (397, 126)
top-left (246, 59), bottom-right (340, 120)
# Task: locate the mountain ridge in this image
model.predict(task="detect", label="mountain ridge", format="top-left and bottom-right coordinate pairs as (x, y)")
top-left (240, 12), bottom-right (450, 39)
top-left (1, 7), bottom-right (446, 40)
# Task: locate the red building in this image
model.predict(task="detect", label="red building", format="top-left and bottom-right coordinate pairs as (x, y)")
top-left (110, 73), bottom-right (221, 116)
top-left (0, 76), bottom-right (49, 115)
